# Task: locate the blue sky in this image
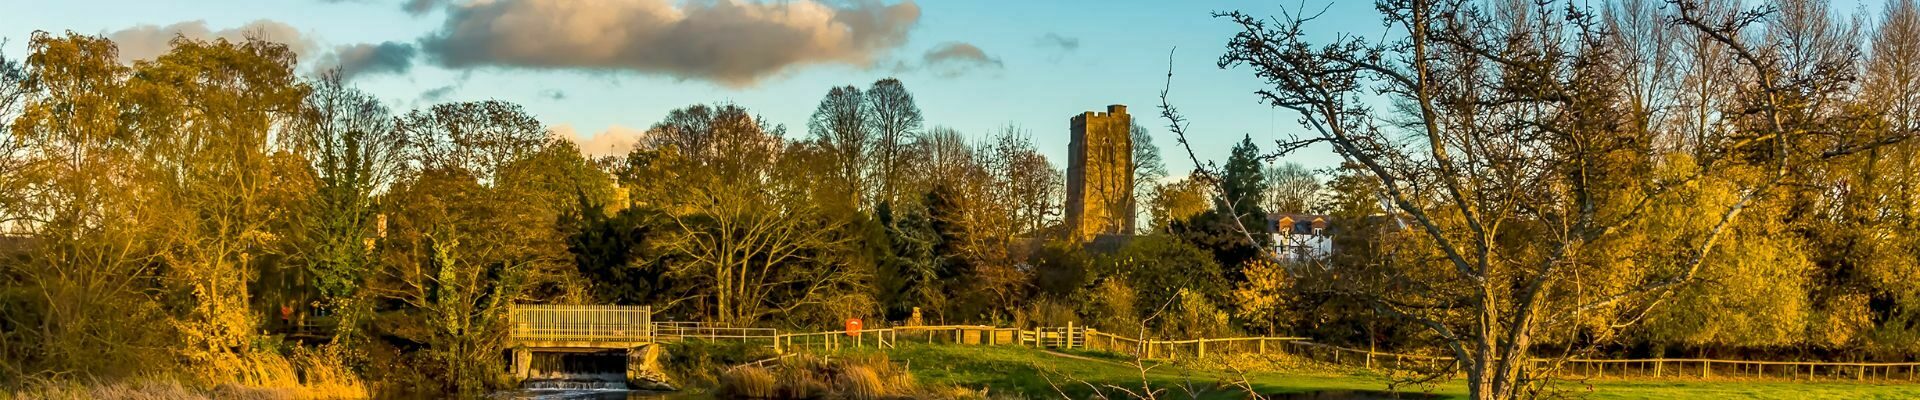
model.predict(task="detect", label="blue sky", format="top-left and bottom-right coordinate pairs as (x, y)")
top-left (3, 0), bottom-right (1388, 175)
top-left (4, 0), bottom-right (1887, 176)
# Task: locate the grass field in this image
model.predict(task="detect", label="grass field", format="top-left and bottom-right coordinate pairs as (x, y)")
top-left (828, 343), bottom-right (1920, 399)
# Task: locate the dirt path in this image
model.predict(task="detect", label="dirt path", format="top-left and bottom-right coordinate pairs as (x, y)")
top-left (1038, 349), bottom-right (1137, 368)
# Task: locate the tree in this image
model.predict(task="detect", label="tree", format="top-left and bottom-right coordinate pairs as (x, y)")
top-left (372, 98), bottom-right (587, 394)
top-left (370, 168), bottom-right (531, 396)
top-left (494, 140), bottom-right (611, 303)
top-left (1101, 235), bottom-right (1227, 336)
top-left (865, 78), bottom-right (924, 208)
top-left (1232, 258), bottom-right (1294, 334)
top-left (1264, 162), bottom-right (1319, 214)
top-left (287, 72), bottom-right (402, 305)
top-left (1146, 174), bottom-right (1212, 233)
top-left (1131, 123), bottom-right (1168, 231)
top-left (2, 31), bottom-right (178, 382)
top-left (126, 35), bottom-right (310, 381)
top-left (564, 203), bottom-right (676, 306)
top-left (902, 126), bottom-right (980, 212)
top-left (874, 202), bottom-right (940, 321)
top-left (1849, 0), bottom-right (1920, 350)
top-left (394, 100), bottom-right (547, 184)
top-left (0, 48), bottom-right (26, 230)
top-left (1220, 136), bottom-right (1267, 218)
top-left (1200, 1), bottom-right (1907, 398)
top-left (649, 103), bottom-right (861, 326)
top-left (921, 184), bottom-right (975, 322)
top-left (984, 126), bottom-right (1061, 238)
top-left (807, 85), bottom-right (870, 208)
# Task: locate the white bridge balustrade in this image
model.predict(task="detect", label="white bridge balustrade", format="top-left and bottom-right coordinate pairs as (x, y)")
top-left (509, 304), bottom-right (653, 345)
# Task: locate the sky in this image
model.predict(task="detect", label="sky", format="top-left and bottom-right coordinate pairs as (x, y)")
top-left (1, 0), bottom-right (1886, 178)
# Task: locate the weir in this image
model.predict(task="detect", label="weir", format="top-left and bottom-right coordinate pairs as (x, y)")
top-left (507, 305), bottom-right (671, 391)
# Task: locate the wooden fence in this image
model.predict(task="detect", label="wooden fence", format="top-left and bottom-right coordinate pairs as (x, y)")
top-left (1268, 340), bottom-right (1920, 383)
top-left (649, 322), bottom-right (1920, 383)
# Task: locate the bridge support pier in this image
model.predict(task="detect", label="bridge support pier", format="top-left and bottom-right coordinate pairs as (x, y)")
top-left (512, 347), bottom-right (532, 381)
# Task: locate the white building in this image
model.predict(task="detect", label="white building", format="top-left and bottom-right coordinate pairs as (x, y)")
top-left (1268, 213), bottom-right (1332, 260)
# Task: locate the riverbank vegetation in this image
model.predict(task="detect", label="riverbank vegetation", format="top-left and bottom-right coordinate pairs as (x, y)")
top-left (1, 0), bottom-right (1920, 398)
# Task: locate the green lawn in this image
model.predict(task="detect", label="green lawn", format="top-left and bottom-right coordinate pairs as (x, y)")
top-left (826, 343), bottom-right (1920, 399)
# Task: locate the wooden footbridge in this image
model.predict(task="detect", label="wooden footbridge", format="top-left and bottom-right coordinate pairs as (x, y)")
top-left (506, 305), bottom-right (657, 383)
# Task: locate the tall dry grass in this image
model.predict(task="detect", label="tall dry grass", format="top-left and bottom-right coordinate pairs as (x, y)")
top-left (713, 353), bottom-right (988, 400)
top-left (4, 348), bottom-right (368, 400)
top-left (717, 366), bottom-right (779, 399)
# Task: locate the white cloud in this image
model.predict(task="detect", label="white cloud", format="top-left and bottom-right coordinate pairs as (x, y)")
top-left (552, 123), bottom-right (646, 158)
top-left (107, 20), bottom-right (316, 64)
top-left (419, 0), bottom-right (921, 87)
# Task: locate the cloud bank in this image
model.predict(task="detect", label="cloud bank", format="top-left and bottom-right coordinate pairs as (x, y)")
top-left (107, 20), bottom-right (316, 64)
top-left (404, 0), bottom-right (448, 15)
top-left (317, 41), bottom-right (418, 79)
top-left (418, 0), bottom-right (921, 87)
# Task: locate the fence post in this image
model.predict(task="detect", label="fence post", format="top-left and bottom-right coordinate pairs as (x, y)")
top-left (1198, 339), bottom-right (1207, 358)
top-left (1259, 338), bottom-right (1267, 354)
top-left (1654, 360), bottom-right (1662, 378)
top-left (1703, 360), bottom-right (1711, 379)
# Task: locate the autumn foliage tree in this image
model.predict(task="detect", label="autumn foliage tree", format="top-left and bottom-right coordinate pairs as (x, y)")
top-left (1200, 0), bottom-right (1916, 398)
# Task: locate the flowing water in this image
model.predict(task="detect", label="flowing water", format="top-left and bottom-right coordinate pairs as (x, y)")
top-left (491, 351), bottom-right (697, 400)
top-left (1267, 389), bottom-right (1449, 400)
top-left (493, 379), bottom-right (698, 399)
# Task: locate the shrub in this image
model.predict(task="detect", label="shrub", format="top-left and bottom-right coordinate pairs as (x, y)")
top-left (661, 339), bottom-right (778, 386)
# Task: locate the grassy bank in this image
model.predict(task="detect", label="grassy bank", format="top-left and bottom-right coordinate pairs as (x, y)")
top-left (817, 343), bottom-right (1920, 400)
top-left (2, 376), bottom-right (365, 400)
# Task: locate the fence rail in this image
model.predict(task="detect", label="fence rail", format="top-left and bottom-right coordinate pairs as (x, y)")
top-left (647, 323), bottom-right (1920, 383)
top-left (506, 307), bottom-right (1920, 383)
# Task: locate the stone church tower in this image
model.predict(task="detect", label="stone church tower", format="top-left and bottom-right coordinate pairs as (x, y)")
top-left (1066, 105), bottom-right (1134, 242)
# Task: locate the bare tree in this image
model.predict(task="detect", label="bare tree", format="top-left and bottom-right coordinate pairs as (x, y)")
top-left (1180, 1), bottom-right (1909, 399)
top-left (1263, 162), bottom-right (1319, 214)
top-left (984, 125), bottom-right (1062, 238)
top-left (0, 46), bottom-right (28, 233)
top-left (650, 104), bottom-right (859, 325)
top-left (917, 126), bottom-right (978, 192)
top-left (865, 78), bottom-right (923, 208)
top-left (395, 100), bottom-right (547, 184)
top-left (1131, 123), bottom-right (1167, 231)
top-left (807, 85), bottom-right (870, 207)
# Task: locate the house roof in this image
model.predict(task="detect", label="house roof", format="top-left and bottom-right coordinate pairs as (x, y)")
top-left (1268, 213), bottom-right (1331, 235)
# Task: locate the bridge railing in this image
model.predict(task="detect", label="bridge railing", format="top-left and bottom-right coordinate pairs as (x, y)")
top-left (509, 304), bottom-right (652, 342)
